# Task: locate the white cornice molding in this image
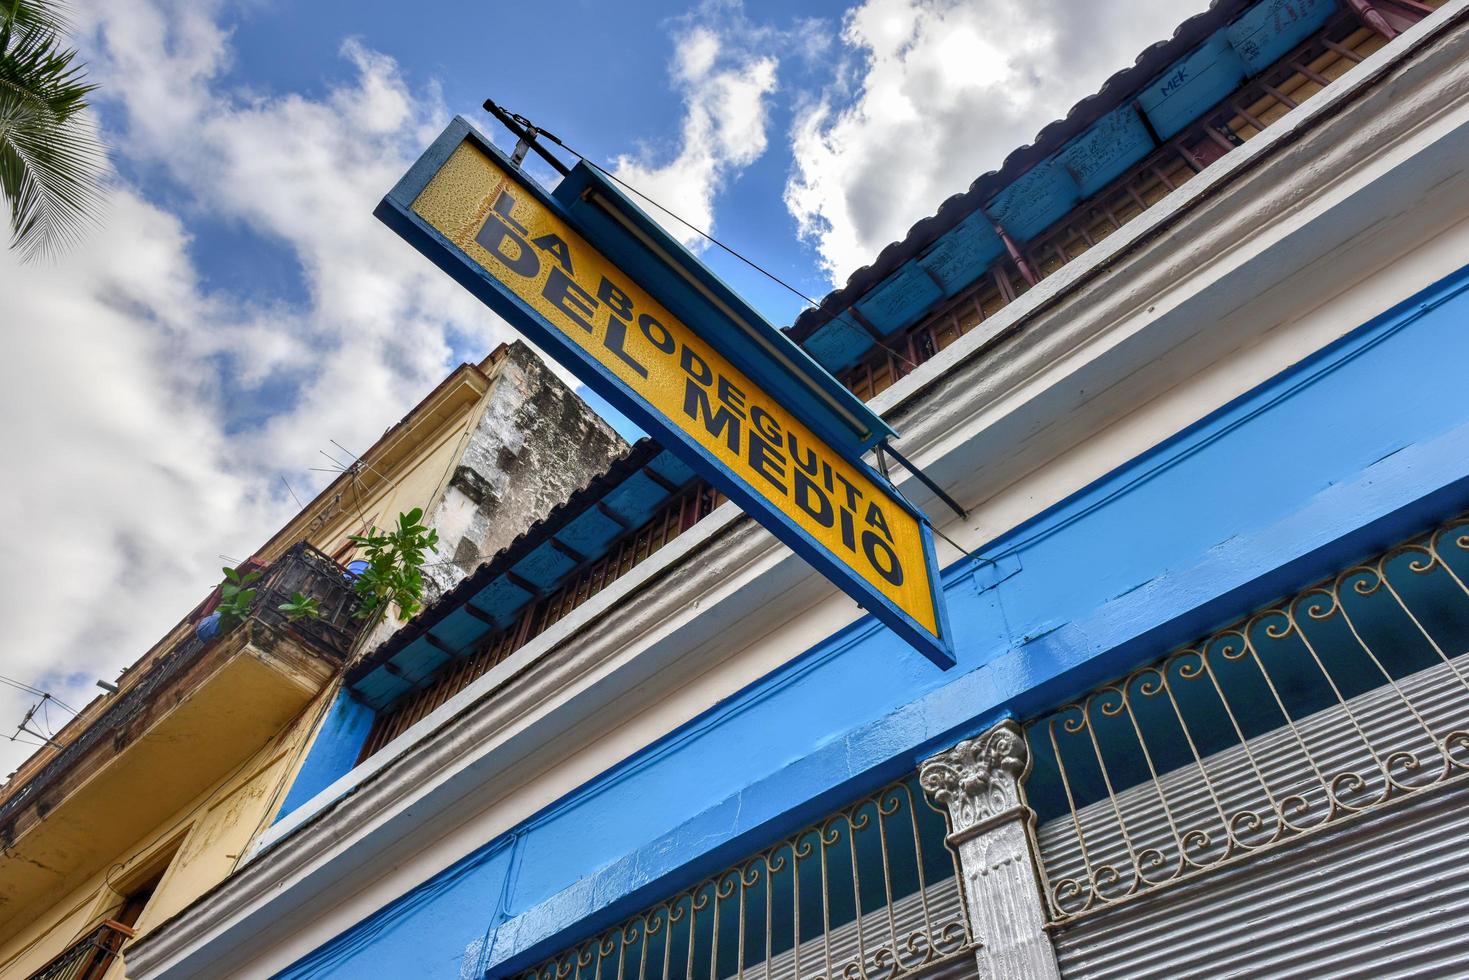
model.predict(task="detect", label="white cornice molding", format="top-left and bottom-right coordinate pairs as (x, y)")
top-left (127, 8), bottom-right (1469, 977)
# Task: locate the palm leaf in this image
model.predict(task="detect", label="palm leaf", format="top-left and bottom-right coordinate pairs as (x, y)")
top-left (0, 0), bottom-right (104, 262)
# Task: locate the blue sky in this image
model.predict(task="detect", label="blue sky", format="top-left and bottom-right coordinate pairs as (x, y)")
top-left (115, 0), bottom-right (852, 344)
top-left (0, 0), bottom-right (1207, 775)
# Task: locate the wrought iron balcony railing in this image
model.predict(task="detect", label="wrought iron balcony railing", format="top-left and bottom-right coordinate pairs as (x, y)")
top-left (25, 920), bottom-right (134, 980)
top-left (0, 542), bottom-right (362, 837)
top-left (250, 540), bottom-right (364, 656)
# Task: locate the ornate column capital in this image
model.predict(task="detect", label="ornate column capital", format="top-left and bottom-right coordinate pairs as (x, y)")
top-left (919, 719), bottom-right (1029, 840)
top-left (919, 720), bottom-right (1061, 979)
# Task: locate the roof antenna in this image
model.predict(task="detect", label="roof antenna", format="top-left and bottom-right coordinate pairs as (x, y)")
top-left (14, 698), bottom-right (63, 749)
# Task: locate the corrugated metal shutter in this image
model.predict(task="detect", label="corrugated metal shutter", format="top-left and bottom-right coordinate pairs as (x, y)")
top-left (1053, 780), bottom-right (1469, 978)
top-left (762, 879), bottom-right (975, 979)
top-left (1048, 653), bottom-right (1469, 980)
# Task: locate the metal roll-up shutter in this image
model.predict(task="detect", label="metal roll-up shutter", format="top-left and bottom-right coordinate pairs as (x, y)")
top-left (1025, 518), bottom-right (1469, 980)
top-left (1052, 779), bottom-right (1469, 978)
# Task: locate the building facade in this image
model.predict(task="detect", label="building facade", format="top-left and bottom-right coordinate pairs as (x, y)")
top-left (0, 344), bottom-right (621, 979)
top-left (101, 0), bottom-right (1469, 977)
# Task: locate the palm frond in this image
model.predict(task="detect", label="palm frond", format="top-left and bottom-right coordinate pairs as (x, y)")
top-left (0, 0), bottom-right (104, 262)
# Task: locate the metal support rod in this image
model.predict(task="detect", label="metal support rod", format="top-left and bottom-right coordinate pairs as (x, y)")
top-left (1346, 0), bottom-right (1399, 39)
top-left (482, 99), bottom-right (572, 176)
top-left (879, 442), bottom-right (968, 521)
top-left (19, 724), bottom-right (62, 749)
top-left (580, 188), bottom-right (878, 445)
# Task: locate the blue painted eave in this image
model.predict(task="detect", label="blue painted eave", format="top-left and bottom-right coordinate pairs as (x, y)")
top-left (347, 440), bottom-right (691, 709)
top-left (786, 0), bottom-right (1346, 367)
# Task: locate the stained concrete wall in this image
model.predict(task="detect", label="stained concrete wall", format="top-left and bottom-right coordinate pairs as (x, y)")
top-left (352, 342), bottom-right (626, 656)
top-left (277, 343), bottom-right (628, 816)
top-left (422, 342), bottom-right (626, 601)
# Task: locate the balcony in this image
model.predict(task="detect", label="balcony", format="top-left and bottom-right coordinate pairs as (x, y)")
top-left (24, 921), bottom-right (133, 980)
top-left (0, 543), bottom-right (362, 943)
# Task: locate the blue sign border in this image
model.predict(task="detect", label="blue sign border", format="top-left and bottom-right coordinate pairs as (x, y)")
top-left (375, 116), bottom-right (955, 668)
top-left (550, 163), bottom-right (894, 461)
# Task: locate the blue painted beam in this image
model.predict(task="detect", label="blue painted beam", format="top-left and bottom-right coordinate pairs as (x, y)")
top-left (1229, 0), bottom-right (1337, 73)
top-left (272, 690), bottom-right (375, 826)
top-left (1137, 33), bottom-right (1249, 139)
top-left (1058, 104), bottom-right (1156, 197)
top-left (984, 158), bottom-right (1080, 243)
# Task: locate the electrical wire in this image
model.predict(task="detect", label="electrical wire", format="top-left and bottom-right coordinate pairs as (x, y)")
top-left (313, 444), bottom-right (385, 537)
top-left (331, 439), bottom-right (400, 494)
top-left (509, 120), bottom-right (824, 311)
top-left (0, 677), bottom-right (76, 714)
top-left (0, 674), bottom-right (49, 700)
top-left (280, 475), bottom-right (305, 510)
top-left (346, 469), bottom-right (379, 538)
top-left (515, 117), bottom-right (929, 376)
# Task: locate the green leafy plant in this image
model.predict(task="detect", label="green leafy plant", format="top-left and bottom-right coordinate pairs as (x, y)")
top-left (348, 507), bottom-right (439, 621)
top-left (216, 566), bottom-right (261, 630)
top-left (277, 591), bottom-right (321, 622)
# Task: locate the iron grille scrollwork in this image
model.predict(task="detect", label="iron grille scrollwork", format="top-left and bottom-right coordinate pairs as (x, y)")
top-left (253, 541), bottom-right (363, 656)
top-left (516, 775), bottom-right (972, 980)
top-left (24, 920), bottom-right (133, 980)
top-left (1022, 513), bottom-right (1469, 924)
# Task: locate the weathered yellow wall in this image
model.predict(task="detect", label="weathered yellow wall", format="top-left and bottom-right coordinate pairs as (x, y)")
top-left (0, 687), bottom-right (329, 979)
top-left (249, 359), bottom-right (497, 572)
top-left (0, 364), bottom-right (497, 978)
top-left (312, 411), bottom-right (475, 561)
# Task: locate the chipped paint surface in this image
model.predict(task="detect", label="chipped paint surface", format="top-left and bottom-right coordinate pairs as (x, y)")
top-left (421, 342), bottom-right (626, 603)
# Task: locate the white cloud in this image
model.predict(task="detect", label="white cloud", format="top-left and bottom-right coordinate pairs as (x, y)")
top-left (784, 0), bottom-right (1215, 282)
top-left (0, 188), bottom-right (275, 772)
top-left (0, 0), bottom-right (792, 780)
top-left (0, 0), bottom-right (1215, 779)
top-left (0, 0), bottom-right (515, 778)
top-left (612, 16), bottom-right (778, 249)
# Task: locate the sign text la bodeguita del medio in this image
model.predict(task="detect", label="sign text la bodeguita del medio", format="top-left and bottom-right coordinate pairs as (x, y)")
top-left (376, 118), bottom-right (953, 667)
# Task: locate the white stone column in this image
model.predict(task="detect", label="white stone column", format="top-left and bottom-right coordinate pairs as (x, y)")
top-left (919, 720), bottom-right (1061, 980)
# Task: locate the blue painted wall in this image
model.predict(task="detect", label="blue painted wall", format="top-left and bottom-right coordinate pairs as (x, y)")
top-left (276, 267), bottom-right (1469, 979)
top-left (273, 688), bottom-right (374, 825)
top-left (280, 839), bottom-right (517, 979)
